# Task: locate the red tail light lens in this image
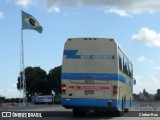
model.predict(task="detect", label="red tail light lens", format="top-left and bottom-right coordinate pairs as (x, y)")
top-left (113, 85), bottom-right (118, 94)
top-left (62, 84), bottom-right (66, 94)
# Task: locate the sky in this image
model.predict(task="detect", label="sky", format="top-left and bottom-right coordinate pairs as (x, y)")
top-left (0, 0), bottom-right (160, 98)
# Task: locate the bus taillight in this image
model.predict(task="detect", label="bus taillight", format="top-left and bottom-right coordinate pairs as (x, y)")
top-left (113, 85), bottom-right (118, 94)
top-left (62, 84), bottom-right (66, 94)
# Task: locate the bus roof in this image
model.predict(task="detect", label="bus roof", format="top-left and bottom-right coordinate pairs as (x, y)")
top-left (67, 38), bottom-right (115, 41)
top-left (66, 37), bottom-right (132, 65)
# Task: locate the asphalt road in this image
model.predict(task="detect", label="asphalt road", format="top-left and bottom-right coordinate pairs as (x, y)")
top-left (0, 101), bottom-right (160, 120)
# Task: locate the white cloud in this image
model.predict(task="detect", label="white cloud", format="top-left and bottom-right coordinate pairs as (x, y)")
top-left (153, 66), bottom-right (160, 71)
top-left (0, 83), bottom-right (19, 98)
top-left (133, 75), bottom-right (160, 94)
top-left (6, 89), bottom-right (12, 92)
top-left (47, 6), bottom-right (60, 13)
top-left (108, 8), bottom-right (130, 17)
top-left (0, 11), bottom-right (4, 19)
top-left (45, 0), bottom-right (160, 16)
top-left (12, 84), bottom-right (17, 88)
top-left (0, 89), bottom-right (3, 92)
top-left (63, 12), bottom-right (69, 16)
top-left (15, 0), bottom-right (32, 7)
top-left (137, 56), bottom-right (146, 62)
top-left (137, 56), bottom-right (154, 63)
top-left (134, 75), bottom-right (146, 86)
top-left (149, 75), bottom-right (159, 83)
top-left (133, 27), bottom-right (160, 47)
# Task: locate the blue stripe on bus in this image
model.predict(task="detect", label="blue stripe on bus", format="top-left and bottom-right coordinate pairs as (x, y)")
top-left (63, 50), bottom-right (115, 60)
top-left (61, 73), bottom-right (126, 83)
top-left (62, 98), bottom-right (111, 107)
top-left (64, 50), bottom-right (80, 59)
top-left (61, 98), bottom-right (131, 111)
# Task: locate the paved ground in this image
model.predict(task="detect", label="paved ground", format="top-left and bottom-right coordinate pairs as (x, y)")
top-left (0, 101), bottom-right (160, 120)
top-left (0, 103), bottom-right (70, 111)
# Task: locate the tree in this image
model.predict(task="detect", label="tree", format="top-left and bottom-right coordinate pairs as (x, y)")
top-left (47, 66), bottom-right (61, 95)
top-left (143, 88), bottom-right (149, 98)
top-left (0, 96), bottom-right (5, 104)
top-left (17, 66), bottom-right (50, 99)
top-left (132, 93), bottom-right (139, 100)
top-left (155, 89), bottom-right (160, 100)
top-left (156, 89), bottom-right (160, 96)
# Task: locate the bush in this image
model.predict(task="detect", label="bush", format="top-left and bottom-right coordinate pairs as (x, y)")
top-left (54, 95), bottom-right (61, 104)
top-left (155, 96), bottom-right (160, 101)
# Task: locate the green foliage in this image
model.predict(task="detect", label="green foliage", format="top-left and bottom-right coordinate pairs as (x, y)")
top-left (143, 88), bottom-right (149, 98)
top-left (17, 66), bottom-right (50, 97)
top-left (26, 66), bottom-right (49, 95)
top-left (132, 93), bottom-right (139, 100)
top-left (155, 89), bottom-right (160, 100)
top-left (17, 66), bottom-right (62, 98)
top-left (156, 89), bottom-right (160, 96)
top-left (4, 98), bottom-right (19, 103)
top-left (54, 94), bottom-right (61, 104)
top-left (47, 66), bottom-right (62, 94)
top-left (0, 96), bottom-right (5, 104)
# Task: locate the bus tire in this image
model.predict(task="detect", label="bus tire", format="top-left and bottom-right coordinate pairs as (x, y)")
top-left (130, 97), bottom-right (132, 107)
top-left (116, 98), bottom-right (124, 117)
top-left (116, 111), bottom-right (122, 117)
top-left (73, 108), bottom-right (86, 117)
top-left (124, 97), bottom-right (129, 113)
top-left (125, 108), bottom-right (129, 113)
top-left (121, 97), bottom-right (124, 115)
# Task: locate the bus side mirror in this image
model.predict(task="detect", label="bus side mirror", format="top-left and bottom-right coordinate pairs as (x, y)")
top-left (133, 78), bottom-right (136, 85)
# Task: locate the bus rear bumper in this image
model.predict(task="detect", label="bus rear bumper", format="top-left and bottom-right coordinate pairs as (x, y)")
top-left (61, 98), bottom-right (118, 110)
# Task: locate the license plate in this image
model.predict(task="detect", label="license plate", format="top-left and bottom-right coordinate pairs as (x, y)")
top-left (85, 90), bottom-right (94, 95)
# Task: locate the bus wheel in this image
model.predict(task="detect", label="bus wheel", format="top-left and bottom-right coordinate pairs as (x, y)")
top-left (125, 108), bottom-right (129, 113)
top-left (73, 108), bottom-right (86, 117)
top-left (124, 98), bottom-right (128, 113)
top-left (122, 98), bottom-right (124, 115)
top-left (116, 110), bottom-right (123, 117)
top-left (120, 98), bottom-right (124, 116)
top-left (116, 99), bottom-right (124, 117)
top-left (130, 97), bottom-right (132, 107)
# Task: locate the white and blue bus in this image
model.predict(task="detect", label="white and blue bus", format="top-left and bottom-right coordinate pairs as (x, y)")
top-left (61, 38), bottom-right (136, 116)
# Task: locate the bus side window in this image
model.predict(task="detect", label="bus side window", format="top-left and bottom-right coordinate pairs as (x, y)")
top-left (119, 54), bottom-right (122, 70)
top-left (118, 47), bottom-right (133, 78)
top-left (118, 49), bottom-right (123, 71)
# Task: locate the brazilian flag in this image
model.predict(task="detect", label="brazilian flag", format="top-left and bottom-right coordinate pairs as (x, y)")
top-left (22, 11), bottom-right (43, 33)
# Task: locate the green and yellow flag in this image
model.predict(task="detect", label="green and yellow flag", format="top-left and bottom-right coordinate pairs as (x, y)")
top-left (22, 11), bottom-right (43, 33)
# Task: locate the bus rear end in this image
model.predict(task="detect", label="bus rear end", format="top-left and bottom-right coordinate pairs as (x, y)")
top-left (61, 38), bottom-right (119, 115)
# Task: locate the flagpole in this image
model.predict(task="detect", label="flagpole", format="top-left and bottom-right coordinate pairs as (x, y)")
top-left (21, 10), bottom-right (27, 106)
top-left (21, 28), bottom-right (27, 106)
top-left (19, 40), bottom-right (21, 105)
top-left (19, 56), bottom-right (22, 105)
top-left (20, 10), bottom-right (42, 106)
top-left (19, 24), bottom-right (22, 105)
